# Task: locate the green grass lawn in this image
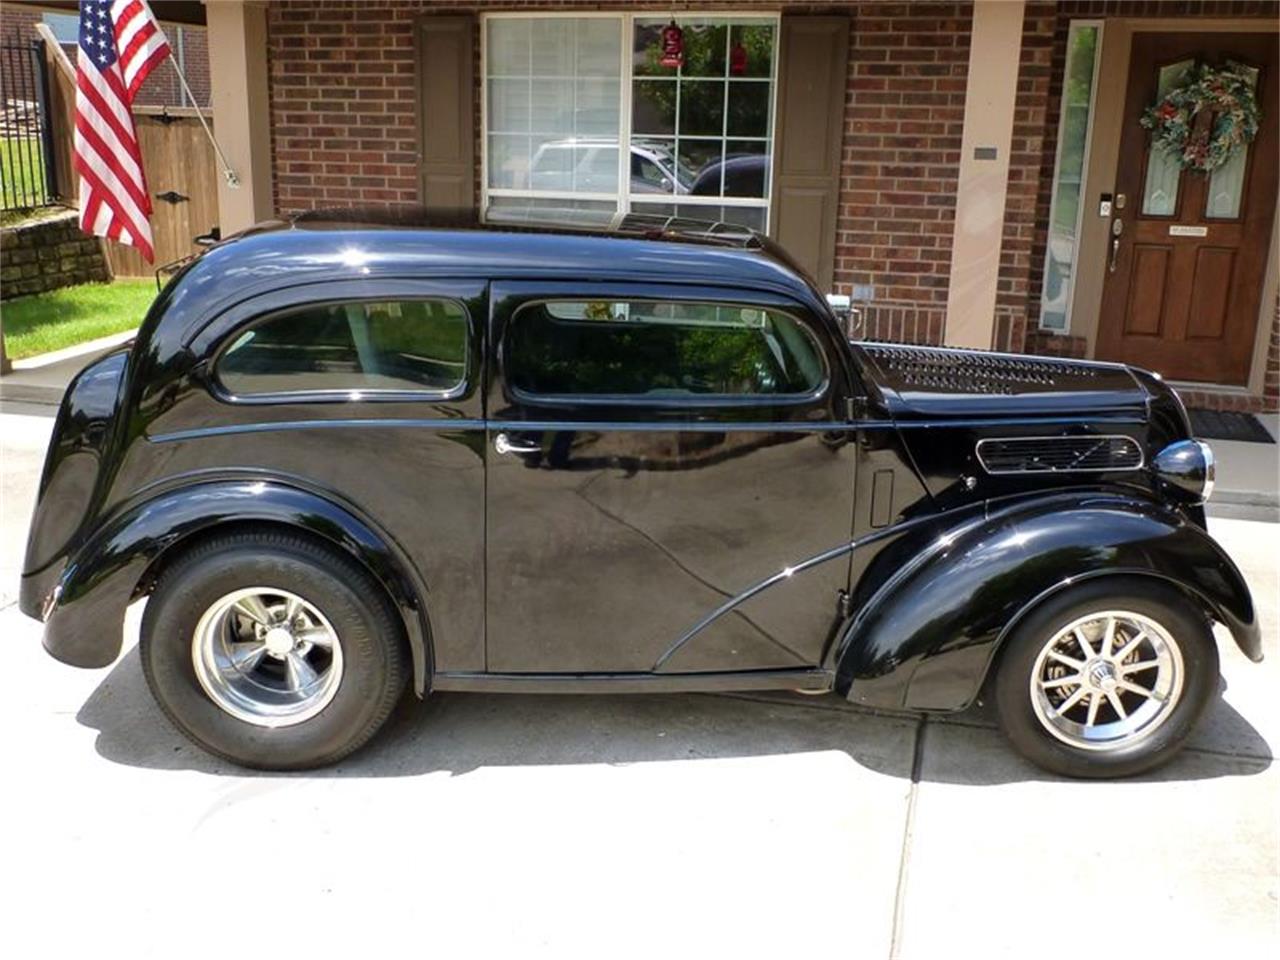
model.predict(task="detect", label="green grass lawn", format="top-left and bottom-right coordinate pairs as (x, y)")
top-left (1, 279), bottom-right (156, 360)
top-left (1, 136), bottom-right (50, 210)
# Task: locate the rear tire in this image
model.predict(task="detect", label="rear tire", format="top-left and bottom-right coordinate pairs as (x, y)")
top-left (995, 579), bottom-right (1217, 779)
top-left (141, 531), bottom-right (408, 770)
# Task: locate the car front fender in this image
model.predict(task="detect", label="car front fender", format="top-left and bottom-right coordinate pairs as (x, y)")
top-left (835, 493), bottom-right (1260, 712)
top-left (35, 479), bottom-right (434, 693)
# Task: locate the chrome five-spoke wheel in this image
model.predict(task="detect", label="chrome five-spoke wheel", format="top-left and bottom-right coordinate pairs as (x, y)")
top-left (192, 587), bottom-right (344, 727)
top-left (1030, 610), bottom-right (1184, 751)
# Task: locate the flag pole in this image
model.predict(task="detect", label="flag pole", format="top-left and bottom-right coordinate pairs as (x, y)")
top-left (167, 51), bottom-right (239, 187)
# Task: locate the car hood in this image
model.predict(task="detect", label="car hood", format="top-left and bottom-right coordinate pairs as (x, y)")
top-left (852, 342), bottom-right (1149, 419)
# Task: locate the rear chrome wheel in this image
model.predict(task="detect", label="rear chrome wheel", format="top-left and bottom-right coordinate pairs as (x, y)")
top-left (193, 587), bottom-right (344, 727)
top-left (995, 579), bottom-right (1218, 779)
top-left (141, 532), bottom-right (408, 770)
top-left (1030, 610), bottom-right (1184, 751)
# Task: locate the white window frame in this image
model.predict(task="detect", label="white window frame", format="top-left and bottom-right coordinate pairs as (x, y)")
top-left (1039, 19), bottom-right (1104, 333)
top-left (480, 11), bottom-right (781, 230)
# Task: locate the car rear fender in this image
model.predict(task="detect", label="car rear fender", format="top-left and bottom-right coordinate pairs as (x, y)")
top-left (834, 493), bottom-right (1259, 712)
top-left (35, 479), bottom-right (435, 694)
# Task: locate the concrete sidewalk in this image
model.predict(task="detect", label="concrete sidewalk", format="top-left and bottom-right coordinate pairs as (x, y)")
top-left (0, 404), bottom-right (1276, 959)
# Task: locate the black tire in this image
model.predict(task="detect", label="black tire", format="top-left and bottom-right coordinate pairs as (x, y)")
top-left (141, 531), bottom-right (408, 770)
top-left (995, 578), bottom-right (1218, 779)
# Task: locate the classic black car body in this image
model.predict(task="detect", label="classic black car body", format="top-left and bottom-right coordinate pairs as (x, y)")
top-left (20, 213), bottom-right (1260, 723)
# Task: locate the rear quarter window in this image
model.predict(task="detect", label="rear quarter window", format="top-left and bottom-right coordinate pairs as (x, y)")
top-left (216, 299), bottom-right (468, 398)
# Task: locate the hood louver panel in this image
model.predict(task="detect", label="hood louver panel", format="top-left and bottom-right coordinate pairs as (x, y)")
top-left (863, 344), bottom-right (1101, 395)
top-left (976, 436), bottom-right (1144, 474)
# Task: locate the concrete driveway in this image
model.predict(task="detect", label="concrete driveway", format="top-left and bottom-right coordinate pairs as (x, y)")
top-left (1, 403), bottom-right (1275, 959)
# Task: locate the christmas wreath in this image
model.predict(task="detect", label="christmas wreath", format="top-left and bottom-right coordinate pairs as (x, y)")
top-left (1140, 62), bottom-right (1261, 173)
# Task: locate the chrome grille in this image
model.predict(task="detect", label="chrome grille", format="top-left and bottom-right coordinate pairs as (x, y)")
top-left (976, 436), bottom-right (1144, 474)
top-left (863, 344), bottom-right (1100, 395)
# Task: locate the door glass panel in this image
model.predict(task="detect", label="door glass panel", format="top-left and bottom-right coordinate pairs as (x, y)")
top-left (507, 299), bottom-right (824, 399)
top-left (1205, 64), bottom-right (1258, 219)
top-left (218, 300), bottom-right (469, 397)
top-left (1141, 59), bottom-right (1194, 216)
top-left (1040, 22), bottom-right (1099, 332)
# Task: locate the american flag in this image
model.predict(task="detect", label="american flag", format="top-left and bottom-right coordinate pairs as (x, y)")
top-left (75, 0), bottom-right (171, 263)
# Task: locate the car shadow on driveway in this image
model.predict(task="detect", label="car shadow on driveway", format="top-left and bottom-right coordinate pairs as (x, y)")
top-left (76, 648), bottom-right (1271, 784)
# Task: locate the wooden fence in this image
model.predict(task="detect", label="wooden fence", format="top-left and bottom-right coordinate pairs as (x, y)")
top-left (39, 25), bottom-right (218, 277)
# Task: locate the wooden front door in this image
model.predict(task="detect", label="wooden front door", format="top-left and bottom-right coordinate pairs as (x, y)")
top-left (1096, 32), bottom-right (1278, 385)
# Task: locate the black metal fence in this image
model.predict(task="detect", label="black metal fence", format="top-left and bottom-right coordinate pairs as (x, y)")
top-left (0, 40), bottom-right (58, 212)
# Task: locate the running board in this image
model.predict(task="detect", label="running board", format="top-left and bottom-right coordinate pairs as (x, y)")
top-left (432, 668), bottom-right (834, 695)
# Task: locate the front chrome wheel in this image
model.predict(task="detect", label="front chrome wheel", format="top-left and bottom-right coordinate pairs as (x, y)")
top-left (192, 587), bottom-right (344, 727)
top-left (1030, 610), bottom-right (1184, 752)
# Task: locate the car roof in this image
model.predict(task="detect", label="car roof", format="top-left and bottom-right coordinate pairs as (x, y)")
top-left (160, 207), bottom-right (823, 315)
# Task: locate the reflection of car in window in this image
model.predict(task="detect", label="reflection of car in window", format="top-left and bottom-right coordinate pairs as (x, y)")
top-left (690, 153), bottom-right (769, 198)
top-left (528, 138), bottom-right (695, 194)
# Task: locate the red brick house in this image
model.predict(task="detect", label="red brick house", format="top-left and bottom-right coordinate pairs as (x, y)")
top-left (25, 1), bottom-right (1280, 411)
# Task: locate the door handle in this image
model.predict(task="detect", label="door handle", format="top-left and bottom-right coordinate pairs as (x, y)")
top-left (1108, 217), bottom-right (1124, 273)
top-left (494, 432), bottom-right (541, 456)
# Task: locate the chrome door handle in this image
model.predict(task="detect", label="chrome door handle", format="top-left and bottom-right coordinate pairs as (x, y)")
top-left (494, 432), bottom-right (541, 456)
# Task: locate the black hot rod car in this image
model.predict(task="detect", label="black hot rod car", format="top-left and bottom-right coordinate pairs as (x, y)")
top-left (20, 212), bottom-right (1258, 776)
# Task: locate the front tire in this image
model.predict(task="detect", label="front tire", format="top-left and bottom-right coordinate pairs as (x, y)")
top-left (995, 579), bottom-right (1218, 779)
top-left (141, 531), bottom-right (408, 770)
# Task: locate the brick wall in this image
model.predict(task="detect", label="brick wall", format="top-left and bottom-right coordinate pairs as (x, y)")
top-left (837, 2), bottom-right (972, 346)
top-left (0, 210), bottom-right (110, 300)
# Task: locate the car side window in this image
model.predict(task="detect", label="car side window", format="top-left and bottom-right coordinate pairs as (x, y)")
top-left (507, 299), bottom-right (826, 400)
top-left (217, 298), bottom-right (468, 398)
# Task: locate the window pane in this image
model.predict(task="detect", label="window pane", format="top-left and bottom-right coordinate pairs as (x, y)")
top-left (1040, 23), bottom-right (1099, 332)
top-left (487, 18), bottom-right (530, 76)
top-left (632, 20), bottom-right (677, 77)
top-left (488, 78), bottom-right (530, 133)
top-left (530, 79), bottom-right (574, 133)
top-left (1206, 64), bottom-right (1258, 219)
top-left (633, 79), bottom-right (676, 135)
top-left (1141, 59), bottom-right (1194, 217)
top-left (726, 82), bottom-right (770, 137)
top-left (679, 23), bottom-right (727, 77)
top-left (631, 138), bottom-right (678, 195)
top-left (489, 134), bottom-right (531, 189)
top-left (576, 79), bottom-right (620, 136)
top-left (679, 80), bottom-right (725, 136)
top-left (219, 301), bottom-right (469, 397)
top-left (677, 139), bottom-right (724, 191)
top-left (730, 24), bottom-right (774, 78)
top-left (576, 18), bottom-right (621, 77)
top-left (508, 299), bottom-right (824, 398)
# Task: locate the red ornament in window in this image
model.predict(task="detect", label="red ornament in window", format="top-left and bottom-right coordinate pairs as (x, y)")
top-left (730, 41), bottom-right (748, 76)
top-left (660, 20), bottom-right (684, 69)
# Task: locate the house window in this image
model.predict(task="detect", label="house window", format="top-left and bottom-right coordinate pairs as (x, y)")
top-left (1040, 22), bottom-right (1101, 333)
top-left (483, 14), bottom-right (777, 232)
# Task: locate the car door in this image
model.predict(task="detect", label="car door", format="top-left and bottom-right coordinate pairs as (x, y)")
top-left (484, 280), bottom-right (858, 675)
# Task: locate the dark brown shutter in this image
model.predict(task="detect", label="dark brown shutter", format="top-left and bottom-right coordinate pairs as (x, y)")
top-left (416, 16), bottom-right (476, 213)
top-left (770, 16), bottom-right (849, 291)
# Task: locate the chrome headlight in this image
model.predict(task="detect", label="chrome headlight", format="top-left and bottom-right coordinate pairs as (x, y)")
top-left (1152, 439), bottom-right (1215, 503)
